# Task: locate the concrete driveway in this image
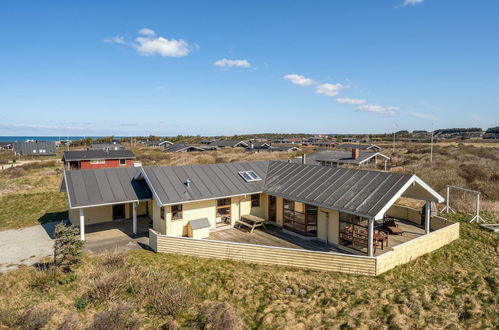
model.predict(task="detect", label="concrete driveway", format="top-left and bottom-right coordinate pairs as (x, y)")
top-left (0, 221), bottom-right (57, 272)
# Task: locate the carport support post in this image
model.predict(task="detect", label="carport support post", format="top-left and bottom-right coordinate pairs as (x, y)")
top-left (425, 201), bottom-right (431, 234)
top-left (79, 208), bottom-right (85, 241)
top-left (367, 218), bottom-right (374, 257)
top-left (132, 202), bottom-right (137, 235)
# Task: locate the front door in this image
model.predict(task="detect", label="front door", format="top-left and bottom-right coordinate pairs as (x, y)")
top-left (113, 204), bottom-right (125, 220)
top-left (268, 196), bottom-right (276, 222)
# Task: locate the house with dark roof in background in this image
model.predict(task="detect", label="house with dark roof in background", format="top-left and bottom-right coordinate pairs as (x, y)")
top-left (301, 149), bottom-right (390, 170)
top-left (336, 143), bottom-right (381, 152)
top-left (60, 159), bottom-right (457, 268)
top-left (13, 141), bottom-right (57, 156)
top-left (89, 142), bottom-right (125, 151)
top-left (207, 140), bottom-right (248, 148)
top-left (62, 149), bottom-right (136, 169)
top-left (163, 143), bottom-right (207, 153)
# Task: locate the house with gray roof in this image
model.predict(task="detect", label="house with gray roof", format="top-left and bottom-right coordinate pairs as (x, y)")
top-left (337, 143), bottom-right (381, 152)
top-left (299, 149), bottom-right (389, 169)
top-left (62, 149), bottom-right (136, 169)
top-left (164, 143), bottom-right (206, 153)
top-left (207, 140), bottom-right (248, 148)
top-left (61, 160), bottom-right (450, 259)
top-left (13, 141), bottom-right (56, 156)
top-left (89, 142), bottom-right (124, 151)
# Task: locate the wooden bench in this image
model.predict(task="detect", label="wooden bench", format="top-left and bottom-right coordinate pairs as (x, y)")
top-left (236, 214), bottom-right (266, 233)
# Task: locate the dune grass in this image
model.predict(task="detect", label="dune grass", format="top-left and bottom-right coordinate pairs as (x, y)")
top-left (0, 213), bottom-right (497, 329)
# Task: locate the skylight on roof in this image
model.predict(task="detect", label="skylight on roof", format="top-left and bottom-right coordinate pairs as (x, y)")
top-left (239, 170), bottom-right (262, 182)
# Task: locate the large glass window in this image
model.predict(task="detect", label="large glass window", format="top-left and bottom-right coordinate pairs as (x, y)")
top-left (338, 213), bottom-right (369, 253)
top-left (216, 198), bottom-right (231, 218)
top-left (283, 199), bottom-right (317, 236)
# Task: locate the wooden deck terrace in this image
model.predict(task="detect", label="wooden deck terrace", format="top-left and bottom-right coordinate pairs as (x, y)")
top-left (209, 220), bottom-right (426, 257)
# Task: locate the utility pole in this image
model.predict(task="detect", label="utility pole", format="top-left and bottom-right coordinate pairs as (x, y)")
top-left (392, 131), bottom-right (395, 152)
top-left (430, 130), bottom-right (434, 162)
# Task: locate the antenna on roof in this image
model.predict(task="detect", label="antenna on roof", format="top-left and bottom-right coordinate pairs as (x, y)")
top-left (184, 178), bottom-right (191, 187)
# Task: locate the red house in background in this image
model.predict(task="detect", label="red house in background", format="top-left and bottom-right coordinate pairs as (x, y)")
top-left (62, 150), bottom-right (136, 170)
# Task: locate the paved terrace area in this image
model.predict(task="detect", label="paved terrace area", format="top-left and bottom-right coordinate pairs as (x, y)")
top-left (209, 220), bottom-right (426, 257)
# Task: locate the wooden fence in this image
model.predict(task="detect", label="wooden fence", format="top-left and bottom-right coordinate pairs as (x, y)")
top-left (149, 229), bottom-right (377, 276)
top-left (149, 218), bottom-right (459, 276)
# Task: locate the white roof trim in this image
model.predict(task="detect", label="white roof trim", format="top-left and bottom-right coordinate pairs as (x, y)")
top-left (358, 152), bottom-right (390, 164)
top-left (373, 175), bottom-right (444, 220)
top-left (136, 167), bottom-right (164, 207)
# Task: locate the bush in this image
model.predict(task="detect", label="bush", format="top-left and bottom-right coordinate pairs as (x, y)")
top-left (458, 164), bottom-right (487, 183)
top-left (139, 270), bottom-right (195, 317)
top-left (88, 302), bottom-right (141, 330)
top-left (58, 312), bottom-right (82, 330)
top-left (53, 222), bottom-right (84, 270)
top-left (15, 306), bottom-right (56, 329)
top-left (200, 301), bottom-right (244, 330)
top-left (84, 270), bottom-right (127, 305)
top-left (100, 251), bottom-right (127, 270)
top-left (29, 266), bottom-right (62, 291)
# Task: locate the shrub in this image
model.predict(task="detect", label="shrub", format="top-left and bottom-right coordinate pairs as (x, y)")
top-left (88, 302), bottom-right (141, 330)
top-left (200, 301), bottom-right (244, 330)
top-left (139, 270), bottom-right (195, 317)
top-left (58, 313), bottom-right (82, 330)
top-left (15, 306), bottom-right (56, 330)
top-left (84, 270), bottom-right (127, 304)
top-left (100, 251), bottom-right (127, 270)
top-left (53, 222), bottom-right (84, 269)
top-left (458, 164), bottom-right (487, 183)
top-left (29, 266), bottom-right (62, 291)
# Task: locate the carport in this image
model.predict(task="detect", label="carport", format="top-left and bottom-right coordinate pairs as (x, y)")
top-left (61, 167), bottom-right (152, 240)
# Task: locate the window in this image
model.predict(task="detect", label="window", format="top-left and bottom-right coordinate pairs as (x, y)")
top-left (338, 213), bottom-right (369, 253)
top-left (251, 194), bottom-right (260, 207)
top-left (172, 204), bottom-right (182, 220)
top-left (239, 171), bottom-right (262, 182)
top-left (90, 159), bottom-right (105, 164)
top-left (119, 159), bottom-right (126, 166)
top-left (283, 200), bottom-right (317, 236)
top-left (216, 198), bottom-right (231, 218)
top-left (33, 149), bottom-right (37, 153)
top-left (160, 207), bottom-right (165, 220)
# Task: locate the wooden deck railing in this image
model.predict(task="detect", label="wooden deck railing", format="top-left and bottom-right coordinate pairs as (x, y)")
top-left (149, 216), bottom-right (459, 276)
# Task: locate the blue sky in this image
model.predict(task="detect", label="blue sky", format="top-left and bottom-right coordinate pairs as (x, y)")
top-left (1, 0), bottom-right (498, 136)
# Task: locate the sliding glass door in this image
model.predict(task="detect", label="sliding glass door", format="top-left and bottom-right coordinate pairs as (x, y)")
top-left (283, 199), bottom-right (317, 236)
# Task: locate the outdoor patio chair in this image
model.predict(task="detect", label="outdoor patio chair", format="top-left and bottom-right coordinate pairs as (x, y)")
top-left (383, 219), bottom-right (404, 235)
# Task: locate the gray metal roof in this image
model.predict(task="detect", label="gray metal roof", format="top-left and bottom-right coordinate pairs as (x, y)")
top-left (208, 140), bottom-right (248, 148)
top-left (13, 141), bottom-right (56, 155)
top-left (164, 143), bottom-right (204, 152)
top-left (304, 150), bottom-right (385, 165)
top-left (63, 160), bottom-right (440, 219)
top-left (62, 167), bottom-right (151, 208)
top-left (264, 161), bottom-right (412, 218)
top-left (62, 149), bottom-right (136, 161)
top-left (188, 218), bottom-right (210, 230)
top-left (337, 144), bottom-right (380, 151)
top-left (89, 142), bottom-right (124, 150)
top-left (140, 161), bottom-right (269, 205)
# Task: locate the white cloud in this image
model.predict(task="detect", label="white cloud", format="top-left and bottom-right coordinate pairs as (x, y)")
top-left (138, 28), bottom-right (156, 36)
top-left (214, 58), bottom-right (251, 68)
top-left (104, 36), bottom-right (126, 44)
top-left (357, 104), bottom-right (400, 115)
top-left (336, 97), bottom-right (366, 105)
top-left (283, 74), bottom-right (315, 87)
top-left (134, 28), bottom-right (192, 57)
top-left (400, 0), bottom-right (424, 7)
top-left (105, 28), bottom-right (193, 57)
top-left (316, 83), bottom-right (344, 97)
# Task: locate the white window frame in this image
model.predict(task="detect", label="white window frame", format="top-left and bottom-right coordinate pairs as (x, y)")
top-left (119, 159), bottom-right (126, 166)
top-left (239, 170), bottom-right (262, 182)
top-left (90, 159), bottom-right (106, 164)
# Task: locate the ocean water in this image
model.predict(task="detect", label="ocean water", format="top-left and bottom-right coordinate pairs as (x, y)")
top-left (0, 136), bottom-right (116, 142)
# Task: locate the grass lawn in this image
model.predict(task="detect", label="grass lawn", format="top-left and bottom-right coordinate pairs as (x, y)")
top-left (0, 192), bottom-right (68, 229)
top-left (0, 214), bottom-right (497, 329)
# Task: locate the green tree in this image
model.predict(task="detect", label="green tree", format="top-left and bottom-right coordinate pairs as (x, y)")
top-left (53, 223), bottom-right (84, 269)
